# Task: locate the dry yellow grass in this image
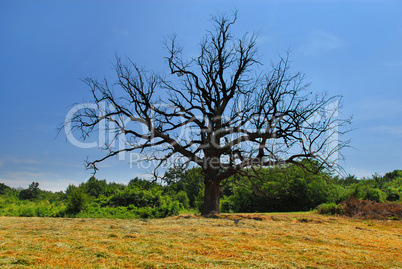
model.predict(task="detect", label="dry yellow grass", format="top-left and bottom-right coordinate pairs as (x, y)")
top-left (0, 212), bottom-right (401, 268)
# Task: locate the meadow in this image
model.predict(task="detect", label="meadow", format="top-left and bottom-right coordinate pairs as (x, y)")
top-left (0, 212), bottom-right (401, 268)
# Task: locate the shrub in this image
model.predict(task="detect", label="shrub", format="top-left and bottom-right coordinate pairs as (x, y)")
top-left (386, 188), bottom-right (400, 202)
top-left (194, 189), bottom-right (205, 213)
top-left (75, 195), bottom-right (180, 219)
top-left (317, 203), bottom-right (344, 215)
top-left (175, 191), bottom-right (190, 209)
top-left (0, 183), bottom-right (11, 195)
top-left (363, 188), bottom-right (386, 203)
top-left (66, 188), bottom-right (88, 214)
top-left (107, 188), bottom-right (161, 208)
top-left (18, 206), bottom-right (36, 217)
top-left (220, 196), bottom-right (235, 213)
top-left (19, 182), bottom-right (40, 201)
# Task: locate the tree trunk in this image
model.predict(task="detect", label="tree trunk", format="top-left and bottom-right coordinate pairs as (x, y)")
top-left (202, 179), bottom-right (221, 215)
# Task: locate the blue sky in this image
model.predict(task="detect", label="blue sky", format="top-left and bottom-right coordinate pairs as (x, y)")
top-left (1, 1), bottom-right (401, 191)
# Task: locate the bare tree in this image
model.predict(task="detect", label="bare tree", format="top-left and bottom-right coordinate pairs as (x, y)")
top-left (64, 12), bottom-right (351, 215)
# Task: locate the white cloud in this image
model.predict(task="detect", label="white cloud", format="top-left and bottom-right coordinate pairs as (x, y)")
top-left (300, 30), bottom-right (344, 56)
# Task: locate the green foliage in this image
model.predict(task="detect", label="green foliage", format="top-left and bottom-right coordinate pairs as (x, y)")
top-left (317, 203), bottom-right (345, 215)
top-left (175, 191), bottom-right (190, 209)
top-left (75, 197), bottom-right (180, 219)
top-left (78, 176), bottom-right (126, 198)
top-left (0, 183), bottom-right (11, 195)
top-left (128, 177), bottom-right (159, 190)
top-left (347, 172), bottom-right (401, 203)
top-left (65, 188), bottom-right (88, 214)
top-left (383, 169), bottom-right (402, 182)
top-left (82, 176), bottom-right (107, 198)
top-left (162, 167), bottom-right (204, 208)
top-left (195, 188), bottom-right (205, 213)
top-left (19, 182), bottom-right (40, 201)
top-left (0, 194), bottom-right (65, 217)
top-left (386, 188), bottom-right (400, 202)
top-left (363, 188), bottom-right (386, 203)
top-left (106, 188), bottom-right (162, 208)
top-left (1, 168), bottom-right (401, 219)
top-left (220, 164), bottom-right (339, 213)
top-left (220, 195), bottom-right (235, 213)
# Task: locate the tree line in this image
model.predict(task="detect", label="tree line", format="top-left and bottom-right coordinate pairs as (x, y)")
top-left (1, 166), bottom-right (400, 218)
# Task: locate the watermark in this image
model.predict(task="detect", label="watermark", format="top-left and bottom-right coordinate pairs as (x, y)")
top-left (64, 100), bottom-right (340, 169)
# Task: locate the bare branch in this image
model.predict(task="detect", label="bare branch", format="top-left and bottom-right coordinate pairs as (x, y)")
top-left (64, 11), bottom-right (352, 214)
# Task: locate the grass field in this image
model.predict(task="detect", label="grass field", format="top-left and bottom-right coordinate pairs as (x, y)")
top-left (0, 212), bottom-right (401, 268)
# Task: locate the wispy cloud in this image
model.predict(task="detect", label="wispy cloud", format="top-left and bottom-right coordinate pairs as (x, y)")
top-left (0, 157), bottom-right (41, 168)
top-left (300, 30), bottom-right (344, 56)
top-left (9, 157), bottom-right (41, 165)
top-left (5, 171), bottom-right (46, 180)
top-left (1, 171), bottom-right (46, 189)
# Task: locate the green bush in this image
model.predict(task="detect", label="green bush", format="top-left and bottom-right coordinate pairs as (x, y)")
top-left (221, 164), bottom-right (339, 213)
top-left (386, 188), bottom-right (400, 202)
top-left (364, 188), bottom-right (386, 203)
top-left (195, 189), bottom-right (205, 213)
top-left (66, 188), bottom-right (88, 214)
top-left (76, 206), bottom-right (135, 219)
top-left (220, 196), bottom-right (235, 213)
top-left (0, 183), bottom-right (11, 195)
top-left (317, 203), bottom-right (345, 215)
top-left (75, 195), bottom-right (180, 219)
top-left (106, 188), bottom-right (161, 208)
top-left (19, 182), bottom-right (40, 201)
top-left (11, 200), bottom-right (66, 217)
top-left (175, 191), bottom-right (190, 209)
top-left (18, 206), bottom-right (36, 217)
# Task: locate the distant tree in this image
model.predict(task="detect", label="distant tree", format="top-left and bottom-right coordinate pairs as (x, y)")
top-left (82, 176), bottom-right (107, 198)
top-left (0, 183), bottom-right (11, 195)
top-left (383, 170), bottom-right (402, 182)
top-left (19, 182), bottom-right (40, 201)
top-left (66, 188), bottom-right (87, 214)
top-left (128, 177), bottom-right (159, 190)
top-left (223, 162), bottom-right (337, 213)
top-left (103, 182), bottom-right (126, 196)
top-left (162, 167), bottom-right (204, 208)
top-left (337, 174), bottom-right (359, 186)
top-left (65, 184), bottom-right (77, 197)
top-left (386, 188), bottom-right (400, 202)
top-left (65, 12), bottom-right (351, 214)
